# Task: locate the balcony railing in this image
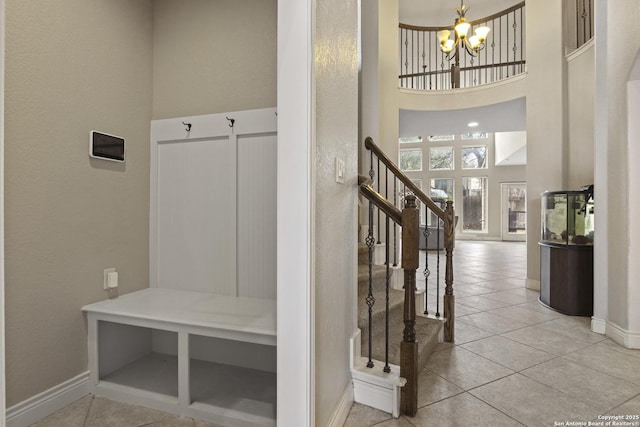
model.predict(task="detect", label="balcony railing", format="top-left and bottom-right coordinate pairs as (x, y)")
top-left (399, 2), bottom-right (526, 90)
top-left (575, 0), bottom-right (593, 49)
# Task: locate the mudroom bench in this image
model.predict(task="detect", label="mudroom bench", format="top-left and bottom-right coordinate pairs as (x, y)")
top-left (82, 288), bottom-right (277, 427)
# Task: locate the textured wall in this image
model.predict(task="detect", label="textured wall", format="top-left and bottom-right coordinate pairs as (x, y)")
top-left (4, 0), bottom-right (153, 405)
top-left (525, 0), bottom-right (566, 286)
top-left (567, 44), bottom-right (595, 190)
top-left (314, 0), bottom-right (359, 424)
top-left (601, 0), bottom-right (640, 331)
top-left (152, 0), bottom-right (277, 119)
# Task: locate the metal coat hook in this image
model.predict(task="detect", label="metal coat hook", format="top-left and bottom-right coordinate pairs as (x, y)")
top-left (226, 117), bottom-right (235, 128)
top-left (182, 122), bottom-right (192, 132)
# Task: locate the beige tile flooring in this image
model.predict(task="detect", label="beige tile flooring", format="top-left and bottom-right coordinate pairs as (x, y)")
top-left (33, 241), bottom-right (640, 427)
top-left (345, 241), bottom-right (640, 427)
top-left (32, 395), bottom-right (222, 427)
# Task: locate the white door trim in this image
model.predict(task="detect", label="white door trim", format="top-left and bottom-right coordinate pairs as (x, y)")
top-left (277, 0), bottom-right (316, 426)
top-left (1, 0), bottom-right (7, 424)
top-left (500, 182), bottom-right (527, 242)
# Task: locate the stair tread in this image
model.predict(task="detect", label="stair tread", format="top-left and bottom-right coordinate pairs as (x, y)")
top-left (358, 287), bottom-right (404, 326)
top-left (360, 315), bottom-right (443, 370)
top-left (358, 263), bottom-right (390, 283)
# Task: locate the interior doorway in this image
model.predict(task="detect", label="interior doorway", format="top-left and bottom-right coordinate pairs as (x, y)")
top-left (501, 182), bottom-right (527, 242)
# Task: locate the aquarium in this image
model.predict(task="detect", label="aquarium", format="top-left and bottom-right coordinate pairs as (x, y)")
top-left (541, 188), bottom-right (594, 246)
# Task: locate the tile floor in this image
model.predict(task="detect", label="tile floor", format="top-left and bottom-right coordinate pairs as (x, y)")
top-left (345, 241), bottom-right (640, 427)
top-left (33, 241), bottom-right (640, 427)
top-left (32, 395), bottom-right (222, 427)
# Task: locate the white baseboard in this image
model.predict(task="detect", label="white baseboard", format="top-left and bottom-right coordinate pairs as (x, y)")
top-left (525, 278), bottom-right (540, 291)
top-left (606, 321), bottom-right (640, 349)
top-left (591, 317), bottom-right (606, 334)
top-left (326, 383), bottom-right (354, 427)
top-left (6, 372), bottom-right (90, 427)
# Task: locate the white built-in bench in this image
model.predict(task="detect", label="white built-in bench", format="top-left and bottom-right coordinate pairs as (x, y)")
top-left (82, 288), bottom-right (277, 427)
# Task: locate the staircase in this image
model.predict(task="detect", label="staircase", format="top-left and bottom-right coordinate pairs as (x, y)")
top-left (354, 136), bottom-right (456, 418)
top-left (357, 244), bottom-right (442, 372)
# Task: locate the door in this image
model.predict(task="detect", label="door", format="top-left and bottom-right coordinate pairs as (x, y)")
top-left (501, 182), bottom-right (527, 241)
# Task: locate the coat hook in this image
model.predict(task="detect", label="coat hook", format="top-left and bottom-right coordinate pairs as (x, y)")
top-left (182, 122), bottom-right (192, 132)
top-left (226, 117), bottom-right (235, 128)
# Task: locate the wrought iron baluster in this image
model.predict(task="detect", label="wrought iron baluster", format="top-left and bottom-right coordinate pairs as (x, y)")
top-left (376, 158), bottom-right (381, 244)
top-left (366, 151), bottom-right (376, 368)
top-left (393, 178), bottom-right (398, 267)
top-left (384, 215), bottom-right (391, 373)
top-left (423, 221), bottom-right (430, 315)
top-left (436, 215), bottom-right (442, 318)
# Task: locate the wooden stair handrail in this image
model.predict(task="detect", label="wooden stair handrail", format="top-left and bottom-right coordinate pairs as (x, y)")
top-left (359, 177), bottom-right (403, 225)
top-left (364, 137), bottom-right (446, 222)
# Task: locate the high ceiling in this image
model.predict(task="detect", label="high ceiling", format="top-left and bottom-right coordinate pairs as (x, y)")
top-left (399, 97), bottom-right (526, 137)
top-left (398, 1), bottom-right (527, 138)
top-left (399, 0), bottom-right (521, 27)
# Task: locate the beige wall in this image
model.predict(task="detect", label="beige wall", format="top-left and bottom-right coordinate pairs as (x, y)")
top-left (4, 0), bottom-right (278, 408)
top-left (525, 0), bottom-right (567, 287)
top-left (600, 0), bottom-right (640, 332)
top-left (152, 0), bottom-right (277, 119)
top-left (4, 0), bottom-right (153, 405)
top-left (567, 43), bottom-right (595, 190)
top-left (314, 0), bottom-right (359, 424)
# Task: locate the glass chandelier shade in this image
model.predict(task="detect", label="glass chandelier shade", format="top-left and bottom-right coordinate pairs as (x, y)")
top-left (437, 2), bottom-right (491, 56)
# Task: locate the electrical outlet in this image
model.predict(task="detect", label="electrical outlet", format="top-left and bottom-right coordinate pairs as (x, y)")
top-left (104, 268), bottom-right (117, 290)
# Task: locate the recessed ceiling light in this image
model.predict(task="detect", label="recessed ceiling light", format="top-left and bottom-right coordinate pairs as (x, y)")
top-left (468, 121), bottom-right (479, 127)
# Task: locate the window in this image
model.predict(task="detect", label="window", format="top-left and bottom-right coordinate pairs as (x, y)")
top-left (399, 136), bottom-right (423, 144)
top-left (399, 149), bottom-right (423, 171)
top-left (462, 177), bottom-right (488, 232)
top-left (409, 179), bottom-right (426, 225)
top-left (462, 146), bottom-right (488, 169)
top-left (429, 146), bottom-right (454, 170)
top-left (428, 178), bottom-right (454, 226)
top-left (428, 135), bottom-right (455, 142)
top-left (461, 132), bottom-right (488, 140)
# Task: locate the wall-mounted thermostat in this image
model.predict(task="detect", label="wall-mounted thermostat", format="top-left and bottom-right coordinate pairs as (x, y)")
top-left (90, 131), bottom-right (125, 162)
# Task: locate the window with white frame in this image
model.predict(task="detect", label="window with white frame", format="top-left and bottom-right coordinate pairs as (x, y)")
top-left (399, 149), bottom-right (423, 172)
top-left (399, 136), bottom-right (423, 144)
top-left (429, 146), bottom-right (454, 170)
top-left (428, 178), bottom-right (453, 226)
top-left (428, 135), bottom-right (455, 142)
top-left (462, 177), bottom-right (488, 232)
top-left (462, 146), bottom-right (488, 169)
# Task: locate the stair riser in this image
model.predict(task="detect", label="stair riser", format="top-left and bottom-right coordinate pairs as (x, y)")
top-left (358, 272), bottom-right (390, 296)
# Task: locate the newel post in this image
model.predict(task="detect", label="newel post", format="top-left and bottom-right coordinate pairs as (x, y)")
top-left (443, 201), bottom-right (456, 342)
top-left (400, 195), bottom-right (419, 417)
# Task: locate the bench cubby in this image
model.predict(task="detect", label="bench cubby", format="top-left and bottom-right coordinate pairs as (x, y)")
top-left (83, 288), bottom-right (276, 426)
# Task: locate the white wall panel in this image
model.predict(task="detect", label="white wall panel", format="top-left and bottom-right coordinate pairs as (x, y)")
top-left (237, 134), bottom-right (277, 299)
top-left (157, 137), bottom-right (237, 294)
top-left (151, 108), bottom-right (277, 299)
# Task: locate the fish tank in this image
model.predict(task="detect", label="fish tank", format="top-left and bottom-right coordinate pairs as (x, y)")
top-left (541, 186), bottom-right (594, 246)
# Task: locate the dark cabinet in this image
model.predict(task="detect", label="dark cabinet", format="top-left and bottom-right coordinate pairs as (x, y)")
top-left (539, 189), bottom-right (594, 316)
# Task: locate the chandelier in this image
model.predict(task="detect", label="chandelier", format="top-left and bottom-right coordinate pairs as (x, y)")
top-left (437, 0), bottom-right (491, 57)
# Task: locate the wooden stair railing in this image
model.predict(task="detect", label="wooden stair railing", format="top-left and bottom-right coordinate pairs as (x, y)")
top-left (359, 137), bottom-right (456, 417)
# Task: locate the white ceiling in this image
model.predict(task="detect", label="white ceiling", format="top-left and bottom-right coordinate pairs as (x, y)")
top-left (399, 97), bottom-right (526, 137)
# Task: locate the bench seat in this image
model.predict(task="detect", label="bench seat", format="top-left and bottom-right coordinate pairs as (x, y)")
top-left (82, 288), bottom-right (277, 427)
